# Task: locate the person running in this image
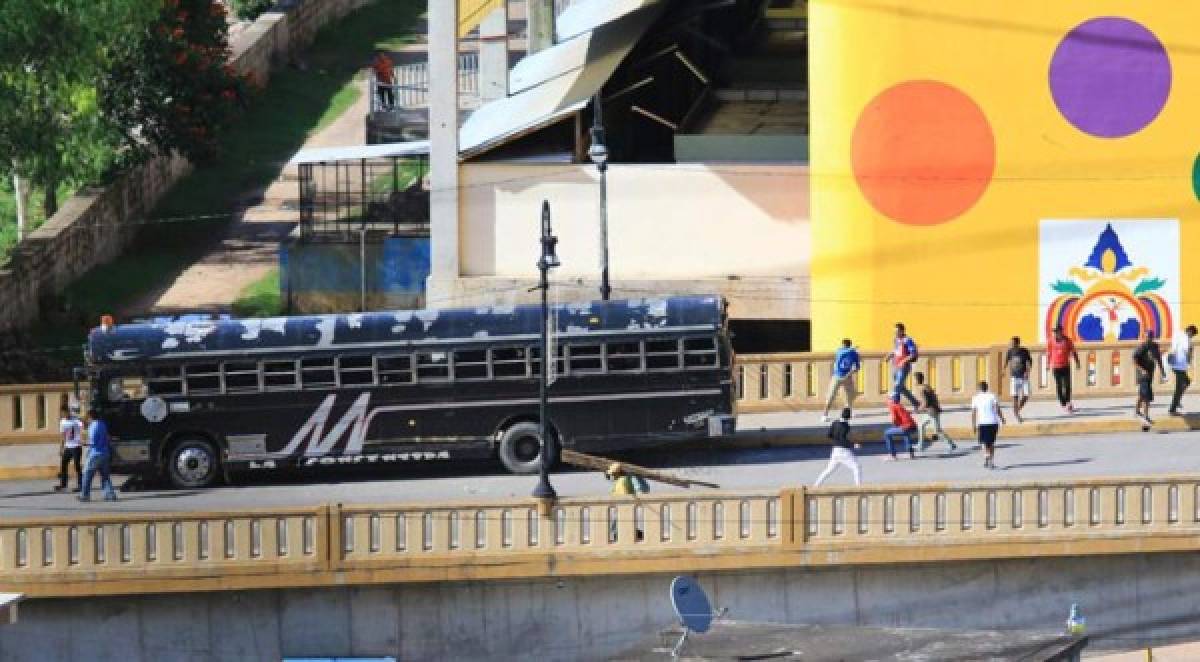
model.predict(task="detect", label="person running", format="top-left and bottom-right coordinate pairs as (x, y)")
top-left (814, 408), bottom-right (861, 486)
top-left (1168, 325), bottom-right (1197, 416)
top-left (1133, 329), bottom-right (1166, 427)
top-left (1005, 336), bottom-right (1033, 423)
top-left (79, 409), bottom-right (117, 502)
top-left (1048, 325), bottom-right (1081, 414)
top-left (54, 404), bottom-right (84, 492)
top-left (914, 372), bottom-right (956, 453)
top-left (822, 339), bottom-right (861, 423)
top-left (885, 323), bottom-right (920, 409)
top-left (971, 381), bottom-right (1006, 469)
top-left (882, 395), bottom-right (918, 461)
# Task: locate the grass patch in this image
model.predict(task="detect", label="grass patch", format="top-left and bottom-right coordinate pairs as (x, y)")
top-left (0, 180), bottom-right (79, 262)
top-left (21, 0), bottom-right (425, 360)
top-left (232, 268), bottom-right (283, 318)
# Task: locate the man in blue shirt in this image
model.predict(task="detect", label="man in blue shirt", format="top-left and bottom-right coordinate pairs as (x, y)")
top-left (79, 409), bottom-right (117, 502)
top-left (885, 322), bottom-right (920, 409)
top-left (822, 338), bottom-right (861, 422)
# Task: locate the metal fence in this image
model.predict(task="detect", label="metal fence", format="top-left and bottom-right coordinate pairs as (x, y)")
top-left (370, 53), bottom-right (480, 112)
top-left (297, 156), bottom-right (430, 239)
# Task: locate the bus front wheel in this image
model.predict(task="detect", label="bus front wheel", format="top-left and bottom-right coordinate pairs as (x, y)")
top-left (497, 422), bottom-right (552, 475)
top-left (166, 437), bottom-right (221, 489)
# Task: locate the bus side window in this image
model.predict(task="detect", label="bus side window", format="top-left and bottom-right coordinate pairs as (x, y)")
top-left (607, 342), bottom-right (642, 372)
top-left (415, 352), bottom-right (450, 382)
top-left (264, 361), bottom-right (298, 390)
top-left (567, 344), bottom-right (603, 374)
top-left (645, 339), bottom-right (682, 370)
top-left (148, 365), bottom-right (184, 396)
top-left (185, 364), bottom-right (222, 394)
top-left (338, 355), bottom-right (376, 387)
top-left (378, 354), bottom-right (414, 385)
top-left (684, 337), bottom-right (718, 368)
top-left (454, 349), bottom-right (489, 380)
top-left (491, 347), bottom-right (528, 379)
top-left (301, 357), bottom-right (337, 389)
top-left (224, 361), bottom-right (260, 393)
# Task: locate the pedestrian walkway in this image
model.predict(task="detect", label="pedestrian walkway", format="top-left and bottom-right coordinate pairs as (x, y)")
top-left (737, 395), bottom-right (1200, 447)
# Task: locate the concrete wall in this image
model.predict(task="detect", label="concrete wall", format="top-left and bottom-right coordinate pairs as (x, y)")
top-left (4, 552), bottom-right (1196, 660)
top-left (455, 163), bottom-right (810, 318)
top-left (0, 0), bottom-right (373, 333)
top-left (282, 235), bottom-right (431, 313)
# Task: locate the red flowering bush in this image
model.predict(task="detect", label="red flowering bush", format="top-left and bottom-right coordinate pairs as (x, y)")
top-left (101, 0), bottom-right (252, 163)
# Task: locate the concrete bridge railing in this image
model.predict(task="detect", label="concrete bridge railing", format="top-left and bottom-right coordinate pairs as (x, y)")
top-left (4, 474), bottom-right (1200, 598)
top-left (736, 339), bottom-right (1197, 412)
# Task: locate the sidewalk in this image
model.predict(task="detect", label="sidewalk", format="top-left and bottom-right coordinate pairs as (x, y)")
top-left (735, 396), bottom-right (1200, 448)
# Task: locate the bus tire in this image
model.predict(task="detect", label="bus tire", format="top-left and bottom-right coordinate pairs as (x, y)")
top-left (166, 437), bottom-right (221, 489)
top-left (497, 422), bottom-right (551, 475)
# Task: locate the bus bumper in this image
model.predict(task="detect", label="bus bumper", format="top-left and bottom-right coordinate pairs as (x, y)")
top-left (707, 415), bottom-right (736, 437)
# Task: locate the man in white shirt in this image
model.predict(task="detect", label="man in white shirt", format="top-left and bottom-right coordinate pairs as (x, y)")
top-left (55, 404), bottom-right (84, 492)
top-left (1169, 325), bottom-right (1198, 416)
top-left (970, 381), bottom-right (1005, 470)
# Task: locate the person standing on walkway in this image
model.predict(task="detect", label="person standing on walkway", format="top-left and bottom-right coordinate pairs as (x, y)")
top-left (914, 372), bottom-right (956, 453)
top-left (1006, 336), bottom-right (1033, 423)
top-left (822, 338), bottom-right (861, 423)
top-left (372, 51), bottom-right (395, 110)
top-left (79, 409), bottom-right (117, 502)
top-left (1169, 325), bottom-right (1198, 415)
top-left (971, 381), bottom-right (1005, 469)
top-left (814, 408), bottom-right (862, 486)
top-left (1133, 329), bottom-right (1166, 427)
top-left (883, 395), bottom-right (918, 461)
top-left (54, 404), bottom-right (83, 492)
top-left (885, 323), bottom-right (920, 409)
top-left (1048, 325), bottom-right (1081, 414)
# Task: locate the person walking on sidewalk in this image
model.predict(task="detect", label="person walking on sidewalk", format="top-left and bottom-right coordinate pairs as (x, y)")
top-left (54, 404), bottom-right (83, 492)
top-left (1048, 325), bottom-right (1081, 414)
top-left (814, 408), bottom-right (862, 486)
top-left (971, 381), bottom-right (1006, 469)
top-left (79, 409), bottom-right (117, 502)
top-left (915, 372), bottom-right (957, 453)
top-left (1168, 325), bottom-right (1197, 416)
top-left (883, 395), bottom-right (918, 461)
top-left (1006, 336), bottom-right (1033, 423)
top-left (822, 339), bottom-right (861, 422)
top-left (885, 323), bottom-right (920, 409)
top-left (1133, 329), bottom-right (1166, 427)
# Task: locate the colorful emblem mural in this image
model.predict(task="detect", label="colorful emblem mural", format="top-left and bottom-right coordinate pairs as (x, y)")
top-left (1040, 221), bottom-right (1178, 343)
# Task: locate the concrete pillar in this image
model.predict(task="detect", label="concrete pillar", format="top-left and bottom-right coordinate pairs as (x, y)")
top-left (479, 6), bottom-right (509, 102)
top-left (527, 0), bottom-right (555, 53)
top-left (427, 0), bottom-right (460, 304)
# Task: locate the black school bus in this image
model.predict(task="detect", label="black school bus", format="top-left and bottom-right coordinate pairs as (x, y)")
top-left (84, 296), bottom-right (736, 488)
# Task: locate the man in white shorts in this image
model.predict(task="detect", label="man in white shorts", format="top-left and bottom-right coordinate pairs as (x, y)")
top-left (1005, 336), bottom-right (1033, 423)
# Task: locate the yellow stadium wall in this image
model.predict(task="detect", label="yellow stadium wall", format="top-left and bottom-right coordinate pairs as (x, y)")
top-left (810, 1), bottom-right (1200, 351)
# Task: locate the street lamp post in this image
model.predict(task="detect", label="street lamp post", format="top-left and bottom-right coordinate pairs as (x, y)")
top-left (588, 93), bottom-right (611, 301)
top-left (532, 200), bottom-right (560, 502)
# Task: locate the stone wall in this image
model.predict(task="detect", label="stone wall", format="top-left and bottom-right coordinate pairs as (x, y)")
top-left (0, 0), bottom-right (374, 333)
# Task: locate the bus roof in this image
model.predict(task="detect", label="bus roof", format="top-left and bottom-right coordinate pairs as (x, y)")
top-left (87, 296), bottom-right (723, 363)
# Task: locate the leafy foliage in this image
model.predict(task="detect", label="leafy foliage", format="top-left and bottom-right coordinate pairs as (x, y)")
top-left (102, 0), bottom-right (253, 165)
top-left (230, 0), bottom-right (276, 21)
top-left (1133, 278), bottom-right (1165, 296)
top-left (1051, 280), bottom-right (1084, 296)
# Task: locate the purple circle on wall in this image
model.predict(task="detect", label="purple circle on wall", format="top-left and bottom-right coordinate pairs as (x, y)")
top-left (1049, 17), bottom-right (1171, 138)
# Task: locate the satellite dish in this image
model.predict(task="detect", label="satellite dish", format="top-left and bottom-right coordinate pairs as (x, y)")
top-left (672, 576), bottom-right (714, 634)
top-left (669, 576), bottom-right (720, 658)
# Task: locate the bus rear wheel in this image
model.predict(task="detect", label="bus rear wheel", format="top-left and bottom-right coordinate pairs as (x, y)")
top-left (166, 437), bottom-right (221, 489)
top-left (497, 422), bottom-right (552, 475)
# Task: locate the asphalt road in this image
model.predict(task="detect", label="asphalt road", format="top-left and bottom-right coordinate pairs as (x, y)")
top-left (1, 428), bottom-right (1198, 519)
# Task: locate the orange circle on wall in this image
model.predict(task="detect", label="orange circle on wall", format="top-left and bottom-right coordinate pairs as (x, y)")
top-left (851, 80), bottom-right (996, 225)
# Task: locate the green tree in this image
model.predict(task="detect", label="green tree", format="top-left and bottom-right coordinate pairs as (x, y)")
top-left (102, 0), bottom-right (252, 165)
top-left (0, 2), bottom-right (156, 217)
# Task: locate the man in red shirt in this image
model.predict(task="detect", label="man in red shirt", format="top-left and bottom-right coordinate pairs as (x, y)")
top-left (882, 395), bottom-right (918, 460)
top-left (372, 51), bottom-right (395, 110)
top-left (1048, 325), bottom-right (1082, 413)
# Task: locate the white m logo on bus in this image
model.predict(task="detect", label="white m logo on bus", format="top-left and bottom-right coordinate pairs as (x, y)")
top-left (280, 393), bottom-right (371, 457)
